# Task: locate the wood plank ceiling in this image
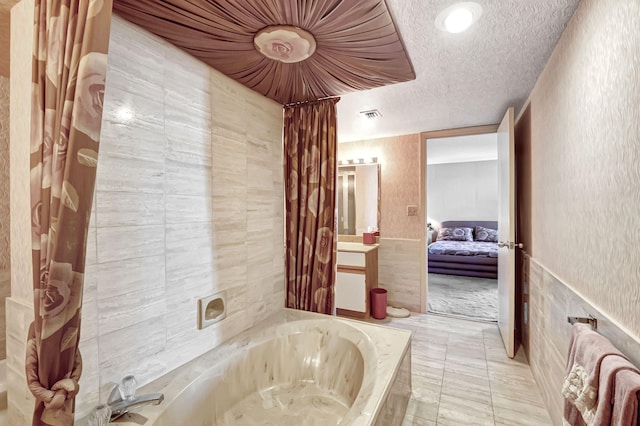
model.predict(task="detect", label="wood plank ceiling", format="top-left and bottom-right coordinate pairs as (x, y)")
top-left (113, 0), bottom-right (416, 105)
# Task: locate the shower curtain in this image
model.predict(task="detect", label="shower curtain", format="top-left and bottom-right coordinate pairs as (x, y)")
top-left (26, 1), bottom-right (112, 424)
top-left (284, 98), bottom-right (338, 315)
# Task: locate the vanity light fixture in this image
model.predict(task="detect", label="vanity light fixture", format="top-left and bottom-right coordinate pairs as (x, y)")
top-left (435, 2), bottom-right (483, 34)
top-left (339, 157), bottom-right (378, 165)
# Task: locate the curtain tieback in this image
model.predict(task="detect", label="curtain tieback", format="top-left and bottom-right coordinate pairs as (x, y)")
top-left (25, 323), bottom-right (82, 407)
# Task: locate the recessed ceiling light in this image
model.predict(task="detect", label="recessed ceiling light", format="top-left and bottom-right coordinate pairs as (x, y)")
top-left (435, 2), bottom-right (483, 34)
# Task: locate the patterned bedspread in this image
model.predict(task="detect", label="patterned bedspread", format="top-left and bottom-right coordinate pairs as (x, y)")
top-left (428, 241), bottom-right (499, 258)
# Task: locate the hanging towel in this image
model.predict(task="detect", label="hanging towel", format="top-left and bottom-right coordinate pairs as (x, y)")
top-left (590, 355), bottom-right (640, 425)
top-left (611, 369), bottom-right (640, 426)
top-left (562, 323), bottom-right (626, 425)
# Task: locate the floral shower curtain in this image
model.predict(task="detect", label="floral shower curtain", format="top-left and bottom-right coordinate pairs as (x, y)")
top-left (284, 98), bottom-right (338, 315)
top-left (26, 1), bottom-right (112, 424)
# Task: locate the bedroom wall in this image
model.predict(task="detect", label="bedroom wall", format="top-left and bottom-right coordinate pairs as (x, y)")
top-left (426, 160), bottom-right (498, 227)
top-left (7, 11), bottom-right (285, 423)
top-left (516, 0), bottom-right (640, 422)
top-left (338, 134), bottom-right (424, 312)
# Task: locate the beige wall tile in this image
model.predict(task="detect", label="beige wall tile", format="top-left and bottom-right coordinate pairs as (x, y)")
top-left (5, 297), bottom-right (34, 424)
top-left (76, 338), bottom-right (100, 419)
top-left (83, 14), bottom-right (283, 414)
top-left (378, 238), bottom-right (422, 312)
top-left (96, 192), bottom-right (165, 228)
top-left (0, 76), bottom-right (9, 271)
top-left (9, 0), bottom-right (33, 305)
top-left (96, 225), bottom-right (165, 264)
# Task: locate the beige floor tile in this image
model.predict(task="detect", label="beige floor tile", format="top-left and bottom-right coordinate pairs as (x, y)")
top-left (491, 392), bottom-right (551, 420)
top-left (401, 417), bottom-right (436, 426)
top-left (441, 370), bottom-right (493, 405)
top-left (378, 312), bottom-right (552, 426)
top-left (492, 403), bottom-right (553, 426)
top-left (437, 393), bottom-right (495, 425)
top-left (401, 397), bottom-right (438, 425)
top-left (444, 359), bottom-right (489, 379)
top-left (412, 371), bottom-right (443, 391)
top-left (446, 351), bottom-right (488, 369)
top-left (414, 352), bottom-right (446, 369)
top-left (412, 340), bottom-right (448, 361)
top-left (490, 381), bottom-right (547, 406)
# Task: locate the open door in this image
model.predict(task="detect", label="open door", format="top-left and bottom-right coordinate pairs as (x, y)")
top-left (497, 107), bottom-right (517, 358)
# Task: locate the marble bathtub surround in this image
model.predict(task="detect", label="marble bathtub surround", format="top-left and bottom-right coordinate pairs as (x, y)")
top-left (77, 309), bottom-right (412, 426)
top-left (284, 99), bottom-right (338, 315)
top-left (7, 10), bottom-right (286, 423)
top-left (26, 1), bottom-right (113, 424)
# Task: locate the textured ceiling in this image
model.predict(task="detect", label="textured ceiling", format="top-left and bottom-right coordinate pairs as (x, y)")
top-left (2, 0), bottom-right (581, 140)
top-left (337, 0), bottom-right (581, 141)
top-left (113, 0), bottom-right (416, 105)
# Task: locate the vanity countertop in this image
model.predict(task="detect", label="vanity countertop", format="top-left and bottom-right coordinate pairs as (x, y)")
top-left (337, 242), bottom-right (379, 253)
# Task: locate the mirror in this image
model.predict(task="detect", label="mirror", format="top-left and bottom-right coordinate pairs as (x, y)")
top-left (337, 162), bottom-right (380, 235)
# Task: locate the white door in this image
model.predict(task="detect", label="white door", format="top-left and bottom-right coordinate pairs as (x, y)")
top-left (497, 107), bottom-right (516, 358)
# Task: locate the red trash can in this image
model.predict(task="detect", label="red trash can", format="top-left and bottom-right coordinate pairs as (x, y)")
top-left (370, 288), bottom-right (387, 319)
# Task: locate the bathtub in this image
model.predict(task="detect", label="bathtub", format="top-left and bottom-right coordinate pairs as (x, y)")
top-left (93, 309), bottom-right (411, 425)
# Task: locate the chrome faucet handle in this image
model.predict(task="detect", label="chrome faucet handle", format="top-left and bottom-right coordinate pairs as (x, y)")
top-left (107, 382), bottom-right (122, 405)
top-left (106, 375), bottom-right (164, 421)
top-left (119, 375), bottom-right (138, 401)
top-left (88, 404), bottom-right (112, 426)
top-left (107, 374), bottom-right (138, 405)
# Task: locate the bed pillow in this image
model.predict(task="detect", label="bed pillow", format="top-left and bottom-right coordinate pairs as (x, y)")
top-left (475, 226), bottom-right (499, 242)
top-left (436, 227), bottom-right (473, 242)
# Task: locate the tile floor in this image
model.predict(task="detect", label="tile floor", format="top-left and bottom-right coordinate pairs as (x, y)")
top-left (370, 313), bottom-right (552, 425)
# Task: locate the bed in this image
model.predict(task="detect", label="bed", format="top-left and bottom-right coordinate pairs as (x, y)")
top-left (428, 220), bottom-right (499, 279)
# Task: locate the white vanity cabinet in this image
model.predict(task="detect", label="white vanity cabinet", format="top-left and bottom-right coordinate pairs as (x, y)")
top-left (335, 242), bottom-right (379, 318)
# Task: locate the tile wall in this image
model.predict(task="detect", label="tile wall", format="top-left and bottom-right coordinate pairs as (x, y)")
top-left (0, 75), bottom-right (9, 360)
top-left (378, 239), bottom-right (422, 313)
top-left (7, 0), bottom-right (34, 423)
top-left (7, 11), bottom-right (285, 423)
top-left (525, 254), bottom-right (640, 425)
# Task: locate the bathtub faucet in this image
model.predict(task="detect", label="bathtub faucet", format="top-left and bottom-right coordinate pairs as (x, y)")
top-left (106, 375), bottom-right (164, 421)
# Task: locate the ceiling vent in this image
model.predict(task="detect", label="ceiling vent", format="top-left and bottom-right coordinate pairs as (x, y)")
top-left (360, 109), bottom-right (382, 119)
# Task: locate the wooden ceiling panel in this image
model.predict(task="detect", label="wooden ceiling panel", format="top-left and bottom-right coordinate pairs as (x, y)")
top-left (113, 0), bottom-right (415, 105)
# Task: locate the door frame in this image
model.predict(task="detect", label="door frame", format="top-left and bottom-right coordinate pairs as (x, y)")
top-left (418, 124), bottom-right (500, 313)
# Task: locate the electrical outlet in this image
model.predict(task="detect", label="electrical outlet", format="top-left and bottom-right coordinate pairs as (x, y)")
top-left (407, 205), bottom-right (418, 216)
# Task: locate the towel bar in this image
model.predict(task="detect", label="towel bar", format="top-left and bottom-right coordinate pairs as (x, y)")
top-left (567, 315), bottom-right (598, 330)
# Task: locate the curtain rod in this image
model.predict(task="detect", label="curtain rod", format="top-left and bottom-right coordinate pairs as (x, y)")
top-left (284, 96), bottom-right (340, 108)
